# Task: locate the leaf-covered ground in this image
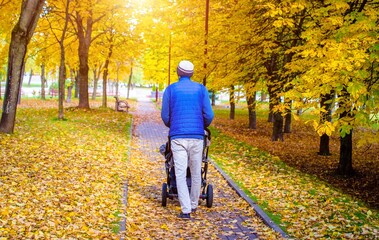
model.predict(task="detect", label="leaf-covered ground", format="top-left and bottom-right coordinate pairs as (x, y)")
top-left (2, 98), bottom-right (378, 238)
top-left (213, 105), bottom-right (379, 208)
top-left (211, 105), bottom-right (379, 238)
top-left (125, 101), bottom-right (282, 239)
top-left (126, 142), bottom-right (282, 239)
top-left (0, 99), bottom-right (131, 238)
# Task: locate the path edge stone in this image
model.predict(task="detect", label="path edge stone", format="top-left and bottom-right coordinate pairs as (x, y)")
top-left (120, 114), bottom-right (133, 240)
top-left (210, 159), bottom-right (290, 239)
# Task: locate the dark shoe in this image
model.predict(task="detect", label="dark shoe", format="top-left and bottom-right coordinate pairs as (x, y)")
top-left (178, 213), bottom-right (191, 219)
top-left (191, 208), bottom-right (197, 213)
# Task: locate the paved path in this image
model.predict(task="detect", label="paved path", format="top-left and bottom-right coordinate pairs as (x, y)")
top-left (135, 100), bottom-right (168, 161)
top-left (127, 98), bottom-right (281, 239)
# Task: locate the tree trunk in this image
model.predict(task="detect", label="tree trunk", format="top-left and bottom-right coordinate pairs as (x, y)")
top-left (102, 43), bottom-right (113, 108)
top-left (78, 46), bottom-right (89, 108)
top-left (92, 69), bottom-right (97, 100)
top-left (268, 79), bottom-right (285, 140)
top-left (67, 86), bottom-right (72, 102)
top-left (66, 68), bottom-right (75, 103)
top-left (58, 50), bottom-right (66, 120)
top-left (272, 112), bottom-right (284, 141)
top-left (28, 68), bottom-right (33, 86)
top-left (0, 0), bottom-right (44, 134)
top-left (337, 131), bottom-right (354, 175)
top-left (336, 87), bottom-right (354, 175)
top-left (211, 91), bottom-right (216, 106)
top-left (155, 85), bottom-right (158, 102)
top-left (75, 12), bottom-right (92, 109)
top-left (284, 100), bottom-right (292, 133)
top-left (268, 101), bottom-right (274, 122)
top-left (92, 66), bottom-right (100, 100)
top-left (318, 92), bottom-right (333, 156)
top-left (115, 81), bottom-right (119, 97)
top-left (229, 85), bottom-right (235, 120)
top-left (115, 73), bottom-right (119, 97)
top-left (247, 91), bottom-right (257, 129)
top-left (319, 134), bottom-right (330, 156)
top-left (57, 0), bottom-right (69, 120)
top-left (74, 70), bottom-right (79, 98)
top-left (40, 64), bottom-right (46, 100)
top-left (265, 54), bottom-right (279, 124)
top-left (267, 85), bottom-right (275, 122)
top-left (284, 111), bottom-right (291, 133)
top-left (115, 62), bottom-right (120, 97)
top-left (127, 62), bottom-right (133, 99)
top-left (18, 63), bottom-right (26, 105)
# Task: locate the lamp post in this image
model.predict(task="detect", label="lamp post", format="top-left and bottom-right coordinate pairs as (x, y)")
top-left (168, 33), bottom-right (172, 86)
top-left (203, 0), bottom-right (209, 86)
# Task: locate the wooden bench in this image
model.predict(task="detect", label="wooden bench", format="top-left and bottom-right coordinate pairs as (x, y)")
top-left (114, 96), bottom-right (130, 113)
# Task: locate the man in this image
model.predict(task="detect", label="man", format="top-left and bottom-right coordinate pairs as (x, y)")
top-left (161, 60), bottom-right (214, 219)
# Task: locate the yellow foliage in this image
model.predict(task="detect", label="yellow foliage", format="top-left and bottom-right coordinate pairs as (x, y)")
top-left (313, 121), bottom-right (336, 136)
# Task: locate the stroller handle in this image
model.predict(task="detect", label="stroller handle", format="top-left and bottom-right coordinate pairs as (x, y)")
top-left (204, 128), bottom-right (211, 140)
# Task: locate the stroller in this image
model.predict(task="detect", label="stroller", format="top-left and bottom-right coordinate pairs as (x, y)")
top-left (160, 128), bottom-right (213, 208)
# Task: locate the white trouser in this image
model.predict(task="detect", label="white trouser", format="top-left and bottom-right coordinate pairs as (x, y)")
top-left (171, 138), bottom-right (203, 214)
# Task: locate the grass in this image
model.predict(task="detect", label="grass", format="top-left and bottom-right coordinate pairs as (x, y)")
top-left (22, 83), bottom-right (42, 88)
top-left (214, 101), bottom-right (379, 203)
top-left (208, 124), bottom-right (379, 238)
top-left (210, 127), bottom-right (287, 228)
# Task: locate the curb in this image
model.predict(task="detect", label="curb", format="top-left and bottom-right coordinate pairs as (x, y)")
top-left (210, 159), bottom-right (290, 239)
top-left (120, 180), bottom-right (128, 240)
top-left (120, 114), bottom-right (133, 240)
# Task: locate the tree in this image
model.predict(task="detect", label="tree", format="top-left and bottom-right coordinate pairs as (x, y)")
top-left (245, 82), bottom-right (258, 129)
top-left (31, 23), bottom-right (58, 101)
top-left (91, 63), bottom-right (102, 100)
top-left (229, 85), bottom-right (235, 120)
top-left (72, 3), bottom-right (94, 108)
top-left (40, 63), bottom-right (46, 99)
top-left (213, 0), bottom-right (268, 130)
top-left (101, 33), bottom-right (113, 108)
top-left (0, 0), bottom-right (45, 134)
top-left (70, 0), bottom-right (109, 108)
top-left (127, 61), bottom-right (133, 98)
top-left (261, 1), bottom-right (308, 141)
top-left (56, 0), bottom-right (70, 119)
top-left (43, 0), bottom-right (71, 119)
top-left (287, 0), bottom-right (379, 175)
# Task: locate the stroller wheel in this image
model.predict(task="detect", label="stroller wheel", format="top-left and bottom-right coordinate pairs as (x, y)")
top-left (162, 183), bottom-right (168, 207)
top-left (206, 184), bottom-right (213, 208)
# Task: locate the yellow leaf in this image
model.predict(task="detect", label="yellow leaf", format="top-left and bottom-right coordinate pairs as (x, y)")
top-left (367, 210), bottom-right (372, 218)
top-left (161, 224), bottom-right (169, 231)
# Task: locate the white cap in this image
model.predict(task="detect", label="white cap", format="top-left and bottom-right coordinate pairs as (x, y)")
top-left (177, 60), bottom-right (194, 77)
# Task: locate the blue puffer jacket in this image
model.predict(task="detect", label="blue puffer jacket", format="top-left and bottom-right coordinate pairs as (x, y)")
top-left (161, 76), bottom-right (214, 140)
